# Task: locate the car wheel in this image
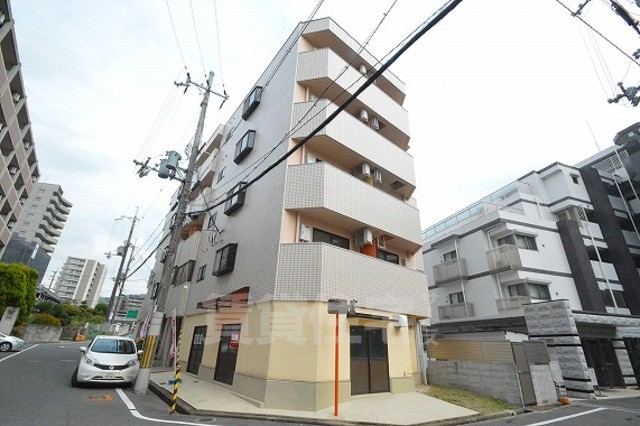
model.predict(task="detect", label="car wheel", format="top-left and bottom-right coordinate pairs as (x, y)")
top-left (71, 368), bottom-right (80, 387)
top-left (0, 342), bottom-right (11, 352)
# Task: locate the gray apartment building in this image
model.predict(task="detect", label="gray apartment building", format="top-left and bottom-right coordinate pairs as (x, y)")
top-left (54, 256), bottom-right (106, 308)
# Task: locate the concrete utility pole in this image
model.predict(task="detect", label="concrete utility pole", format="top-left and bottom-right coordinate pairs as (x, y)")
top-left (134, 71), bottom-right (221, 394)
top-left (112, 244), bottom-right (136, 323)
top-left (105, 210), bottom-right (138, 322)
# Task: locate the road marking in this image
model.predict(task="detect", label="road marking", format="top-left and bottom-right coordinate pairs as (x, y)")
top-left (0, 344), bottom-right (38, 363)
top-left (88, 394), bottom-right (112, 401)
top-left (116, 388), bottom-right (219, 425)
top-left (526, 407), bottom-right (607, 425)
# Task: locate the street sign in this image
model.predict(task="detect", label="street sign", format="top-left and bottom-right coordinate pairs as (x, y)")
top-left (328, 299), bottom-right (348, 315)
top-left (126, 309), bottom-right (139, 319)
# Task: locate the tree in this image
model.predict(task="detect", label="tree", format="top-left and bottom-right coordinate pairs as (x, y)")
top-left (29, 313), bottom-right (61, 327)
top-left (0, 262), bottom-right (38, 323)
top-left (93, 303), bottom-right (108, 316)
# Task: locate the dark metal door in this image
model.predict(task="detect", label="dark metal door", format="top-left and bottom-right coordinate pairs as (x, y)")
top-left (624, 338), bottom-right (640, 385)
top-left (350, 326), bottom-right (390, 395)
top-left (186, 325), bottom-right (207, 375)
top-left (214, 324), bottom-right (241, 385)
top-left (512, 343), bottom-right (536, 405)
top-left (582, 338), bottom-right (624, 388)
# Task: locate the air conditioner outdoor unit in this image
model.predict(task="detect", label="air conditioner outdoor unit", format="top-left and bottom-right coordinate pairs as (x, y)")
top-left (299, 224), bottom-right (311, 242)
top-left (377, 234), bottom-right (386, 249)
top-left (371, 116), bottom-right (380, 131)
top-left (354, 162), bottom-right (371, 179)
top-left (372, 168), bottom-right (382, 184)
top-left (359, 108), bottom-right (369, 122)
top-left (354, 227), bottom-right (373, 247)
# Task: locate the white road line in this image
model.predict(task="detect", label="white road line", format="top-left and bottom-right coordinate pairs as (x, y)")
top-left (116, 388), bottom-right (219, 426)
top-left (0, 344), bottom-right (39, 363)
top-left (526, 407), bottom-right (607, 426)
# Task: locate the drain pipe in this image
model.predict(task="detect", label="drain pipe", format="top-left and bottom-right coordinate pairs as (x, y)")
top-left (415, 319), bottom-right (428, 385)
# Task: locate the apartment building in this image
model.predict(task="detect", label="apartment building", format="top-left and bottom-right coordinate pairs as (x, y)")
top-left (423, 123), bottom-right (640, 398)
top-left (54, 256), bottom-right (106, 307)
top-left (113, 293), bottom-right (145, 323)
top-left (10, 182), bottom-right (71, 252)
top-left (144, 18), bottom-right (428, 410)
top-left (0, 0), bottom-right (40, 257)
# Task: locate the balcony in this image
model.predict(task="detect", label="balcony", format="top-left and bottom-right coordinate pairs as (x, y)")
top-left (275, 242), bottom-right (429, 317)
top-left (196, 124), bottom-right (224, 166)
top-left (296, 48), bottom-right (410, 147)
top-left (433, 258), bottom-right (468, 285)
top-left (284, 162), bottom-right (422, 250)
top-left (438, 303), bottom-right (475, 320)
top-left (496, 296), bottom-right (531, 312)
top-left (291, 100), bottom-right (415, 199)
top-left (487, 244), bottom-right (522, 272)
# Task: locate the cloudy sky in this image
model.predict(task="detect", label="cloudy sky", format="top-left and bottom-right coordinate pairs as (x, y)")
top-left (10, 0), bottom-right (640, 296)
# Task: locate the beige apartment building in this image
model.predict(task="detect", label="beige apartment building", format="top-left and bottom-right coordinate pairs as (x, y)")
top-left (145, 18), bottom-right (428, 411)
top-left (0, 0), bottom-right (40, 257)
top-left (54, 256), bottom-right (106, 308)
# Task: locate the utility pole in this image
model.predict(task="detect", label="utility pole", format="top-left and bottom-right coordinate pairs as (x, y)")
top-left (105, 210), bottom-right (139, 323)
top-left (112, 245), bottom-right (136, 324)
top-left (134, 71), bottom-right (224, 395)
top-left (46, 268), bottom-right (58, 290)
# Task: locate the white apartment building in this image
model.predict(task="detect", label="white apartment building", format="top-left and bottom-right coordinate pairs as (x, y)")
top-left (11, 182), bottom-right (71, 252)
top-left (143, 17), bottom-right (428, 411)
top-left (0, 0), bottom-right (40, 256)
top-left (54, 256), bottom-right (106, 307)
top-left (423, 123), bottom-right (640, 398)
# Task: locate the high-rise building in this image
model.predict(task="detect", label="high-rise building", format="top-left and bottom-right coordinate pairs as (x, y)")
top-left (422, 123), bottom-right (640, 398)
top-left (54, 256), bottom-right (106, 307)
top-left (144, 18), bottom-right (428, 411)
top-left (11, 182), bottom-right (71, 253)
top-left (0, 0), bottom-right (40, 257)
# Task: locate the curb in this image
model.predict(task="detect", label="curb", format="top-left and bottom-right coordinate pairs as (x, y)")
top-left (147, 381), bottom-right (520, 426)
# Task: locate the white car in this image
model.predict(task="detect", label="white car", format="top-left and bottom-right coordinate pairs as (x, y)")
top-left (71, 335), bottom-right (141, 387)
top-left (0, 331), bottom-right (25, 352)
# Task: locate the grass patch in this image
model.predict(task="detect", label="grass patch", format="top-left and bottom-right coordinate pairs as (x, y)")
top-left (425, 385), bottom-right (515, 414)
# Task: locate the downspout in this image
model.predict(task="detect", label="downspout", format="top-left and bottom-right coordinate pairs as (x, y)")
top-left (415, 319), bottom-right (428, 385)
top-left (454, 239), bottom-right (469, 317)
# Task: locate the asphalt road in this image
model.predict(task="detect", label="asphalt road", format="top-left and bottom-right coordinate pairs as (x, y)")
top-left (0, 342), bottom-right (308, 426)
top-left (475, 395), bottom-right (640, 426)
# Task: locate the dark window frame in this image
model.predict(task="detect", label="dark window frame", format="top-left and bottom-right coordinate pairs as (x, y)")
top-left (377, 249), bottom-right (399, 264)
top-left (224, 182), bottom-right (247, 216)
top-left (212, 243), bottom-right (238, 277)
top-left (234, 130), bottom-right (255, 164)
top-left (313, 228), bottom-right (350, 250)
top-left (196, 265), bottom-right (206, 282)
top-left (242, 86), bottom-right (263, 120)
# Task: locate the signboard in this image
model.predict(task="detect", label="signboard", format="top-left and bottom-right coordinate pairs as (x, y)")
top-left (230, 332), bottom-right (239, 350)
top-left (328, 299), bottom-right (348, 315)
top-left (169, 309), bottom-right (177, 359)
top-left (126, 309), bottom-right (139, 319)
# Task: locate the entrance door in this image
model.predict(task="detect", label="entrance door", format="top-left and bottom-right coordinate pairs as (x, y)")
top-left (512, 343), bottom-right (537, 405)
top-left (187, 325), bottom-right (207, 375)
top-left (582, 338), bottom-right (624, 388)
top-left (624, 338), bottom-right (640, 385)
top-left (350, 326), bottom-right (390, 395)
top-left (214, 324), bottom-right (241, 385)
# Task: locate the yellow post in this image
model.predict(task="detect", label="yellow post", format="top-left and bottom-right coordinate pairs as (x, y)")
top-left (170, 320), bottom-right (184, 414)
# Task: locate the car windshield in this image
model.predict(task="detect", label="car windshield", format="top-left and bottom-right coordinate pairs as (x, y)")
top-left (90, 338), bottom-right (136, 354)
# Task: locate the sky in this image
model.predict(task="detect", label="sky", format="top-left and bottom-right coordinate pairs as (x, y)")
top-left (9, 0), bottom-right (640, 296)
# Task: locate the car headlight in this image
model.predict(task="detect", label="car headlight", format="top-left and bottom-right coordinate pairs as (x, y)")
top-left (84, 355), bottom-right (99, 366)
top-left (127, 359), bottom-right (138, 367)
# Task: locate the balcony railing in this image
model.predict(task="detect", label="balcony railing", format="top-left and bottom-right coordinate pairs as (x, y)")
top-left (433, 258), bottom-right (468, 285)
top-left (438, 303), bottom-right (474, 320)
top-left (496, 296), bottom-right (531, 311)
top-left (487, 244), bottom-right (522, 271)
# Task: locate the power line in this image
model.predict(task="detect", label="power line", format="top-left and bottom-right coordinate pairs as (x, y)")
top-left (190, 0), bottom-right (465, 217)
top-left (189, 0), bottom-right (207, 74)
top-left (166, 0), bottom-right (188, 70)
top-left (213, 0), bottom-right (225, 87)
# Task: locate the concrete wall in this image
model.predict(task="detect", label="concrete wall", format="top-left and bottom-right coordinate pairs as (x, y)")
top-left (21, 325), bottom-right (62, 342)
top-left (530, 364), bottom-right (558, 406)
top-left (428, 359), bottom-right (523, 407)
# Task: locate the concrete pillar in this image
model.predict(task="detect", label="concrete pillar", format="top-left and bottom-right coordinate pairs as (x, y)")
top-left (134, 311), bottom-right (164, 395)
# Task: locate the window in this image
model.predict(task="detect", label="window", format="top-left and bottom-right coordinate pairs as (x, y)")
top-left (242, 86), bottom-right (263, 119)
top-left (443, 250), bottom-right (457, 262)
top-left (497, 234), bottom-right (537, 250)
top-left (234, 130), bottom-right (255, 164)
top-left (216, 167), bottom-right (226, 184)
top-left (172, 260), bottom-right (195, 285)
top-left (196, 265), bottom-right (206, 282)
top-left (207, 211), bottom-right (218, 230)
top-left (448, 292), bottom-right (465, 304)
top-left (571, 174), bottom-right (580, 185)
top-left (602, 290), bottom-right (628, 308)
top-left (313, 228), bottom-right (349, 250)
top-left (224, 182), bottom-right (247, 215)
top-left (212, 243), bottom-right (238, 276)
top-left (507, 282), bottom-right (550, 299)
top-left (377, 249), bottom-right (399, 264)
top-left (507, 283), bottom-right (527, 297)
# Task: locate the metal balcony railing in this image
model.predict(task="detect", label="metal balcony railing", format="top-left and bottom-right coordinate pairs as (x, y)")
top-left (438, 303), bottom-right (474, 320)
top-left (433, 258), bottom-right (468, 284)
top-left (486, 244), bottom-right (522, 271)
top-left (496, 296), bottom-right (531, 311)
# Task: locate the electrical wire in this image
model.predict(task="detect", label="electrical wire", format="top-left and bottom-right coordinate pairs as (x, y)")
top-left (125, 233), bottom-right (170, 279)
top-left (213, 0), bottom-right (226, 88)
top-left (166, 0), bottom-right (189, 71)
top-left (189, 0), bottom-right (207, 74)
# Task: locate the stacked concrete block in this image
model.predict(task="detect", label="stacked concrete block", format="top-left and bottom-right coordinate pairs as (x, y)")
top-left (530, 365), bottom-right (558, 406)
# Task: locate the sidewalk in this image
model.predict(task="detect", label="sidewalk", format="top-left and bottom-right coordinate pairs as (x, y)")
top-left (148, 369), bottom-right (506, 426)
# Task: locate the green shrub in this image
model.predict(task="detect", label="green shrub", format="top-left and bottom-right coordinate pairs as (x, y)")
top-left (29, 313), bottom-right (61, 327)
